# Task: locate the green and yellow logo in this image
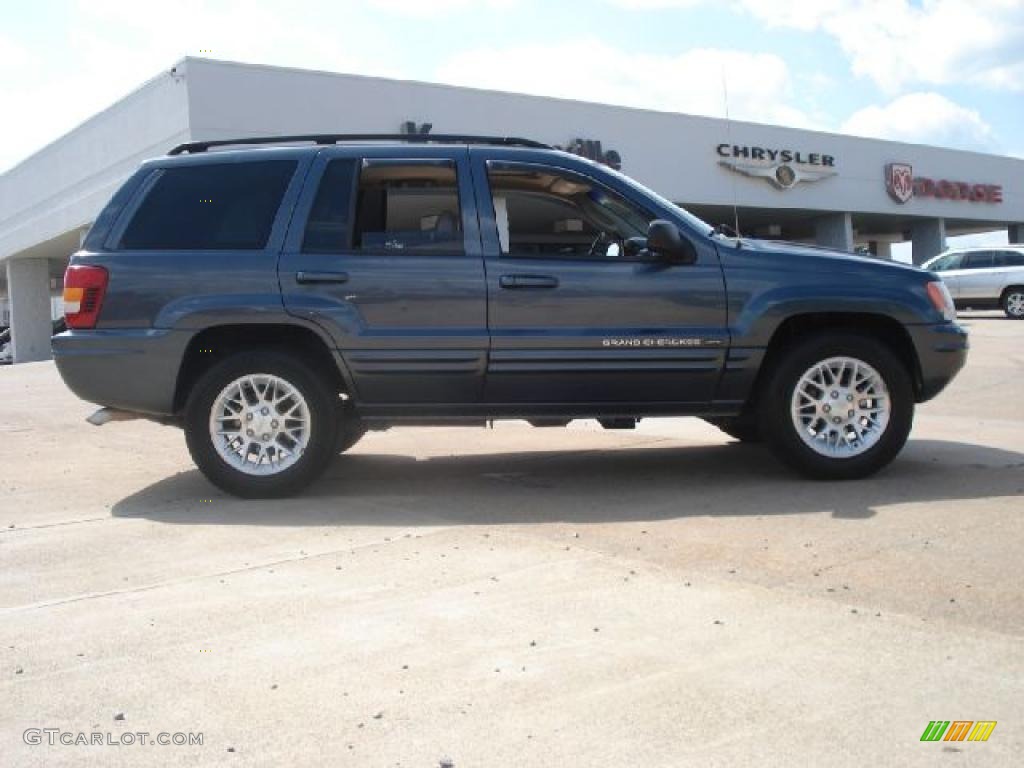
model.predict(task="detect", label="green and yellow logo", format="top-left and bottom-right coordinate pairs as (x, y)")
top-left (921, 721), bottom-right (996, 742)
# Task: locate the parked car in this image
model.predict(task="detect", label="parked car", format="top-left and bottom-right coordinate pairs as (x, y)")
top-left (52, 134), bottom-right (967, 497)
top-left (923, 246), bottom-right (1024, 319)
top-left (0, 319), bottom-right (67, 365)
top-left (0, 327), bottom-right (10, 365)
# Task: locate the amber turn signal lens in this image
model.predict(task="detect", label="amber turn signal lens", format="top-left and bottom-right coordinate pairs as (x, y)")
top-left (62, 265), bottom-right (109, 329)
top-left (926, 281), bottom-right (956, 322)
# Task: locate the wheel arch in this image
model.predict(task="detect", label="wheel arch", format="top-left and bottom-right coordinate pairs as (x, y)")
top-left (1002, 285), bottom-right (1024, 318)
top-left (1000, 284), bottom-right (1024, 301)
top-left (749, 313), bottom-right (924, 408)
top-left (173, 322), bottom-right (353, 414)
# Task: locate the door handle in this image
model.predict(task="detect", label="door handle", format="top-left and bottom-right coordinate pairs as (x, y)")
top-left (499, 274), bottom-right (559, 290)
top-left (296, 271), bottom-right (349, 285)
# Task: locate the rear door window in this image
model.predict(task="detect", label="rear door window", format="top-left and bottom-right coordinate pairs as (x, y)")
top-left (963, 251), bottom-right (995, 270)
top-left (351, 160), bottom-right (464, 255)
top-left (120, 161), bottom-right (296, 250)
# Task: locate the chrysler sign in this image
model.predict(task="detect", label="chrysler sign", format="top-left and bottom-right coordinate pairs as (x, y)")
top-left (717, 143), bottom-right (837, 190)
top-left (886, 162), bottom-right (1002, 204)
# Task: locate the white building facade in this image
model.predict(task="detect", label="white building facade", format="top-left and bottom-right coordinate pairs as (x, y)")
top-left (2, 57), bottom-right (1022, 363)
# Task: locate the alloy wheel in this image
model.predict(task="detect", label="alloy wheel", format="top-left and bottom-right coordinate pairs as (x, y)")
top-left (790, 356), bottom-right (891, 459)
top-left (1006, 291), bottom-right (1024, 318)
top-left (208, 373), bottom-right (311, 476)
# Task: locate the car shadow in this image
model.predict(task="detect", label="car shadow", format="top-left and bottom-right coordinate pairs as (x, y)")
top-left (111, 438), bottom-right (1024, 527)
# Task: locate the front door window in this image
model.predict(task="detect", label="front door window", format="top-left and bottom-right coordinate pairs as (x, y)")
top-left (486, 164), bottom-right (653, 261)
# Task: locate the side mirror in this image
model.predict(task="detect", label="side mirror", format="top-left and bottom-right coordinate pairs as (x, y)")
top-left (647, 220), bottom-right (696, 265)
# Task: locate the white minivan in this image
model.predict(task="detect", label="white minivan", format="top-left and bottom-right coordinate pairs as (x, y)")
top-left (924, 246), bottom-right (1024, 319)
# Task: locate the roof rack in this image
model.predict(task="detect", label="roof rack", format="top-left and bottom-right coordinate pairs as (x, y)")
top-left (168, 133), bottom-right (551, 155)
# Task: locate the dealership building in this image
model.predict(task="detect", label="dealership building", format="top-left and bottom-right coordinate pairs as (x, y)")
top-left (2, 57), bottom-right (1023, 363)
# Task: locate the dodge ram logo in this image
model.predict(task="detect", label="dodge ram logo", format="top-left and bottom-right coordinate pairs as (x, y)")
top-left (886, 163), bottom-right (914, 204)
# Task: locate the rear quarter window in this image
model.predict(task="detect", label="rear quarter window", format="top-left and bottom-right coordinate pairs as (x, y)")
top-left (119, 161), bottom-right (296, 250)
top-left (996, 251), bottom-right (1024, 267)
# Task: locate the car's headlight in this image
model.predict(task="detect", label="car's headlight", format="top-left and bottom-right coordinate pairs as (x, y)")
top-left (926, 280), bottom-right (957, 322)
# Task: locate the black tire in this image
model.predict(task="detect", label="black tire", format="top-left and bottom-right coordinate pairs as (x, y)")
top-left (1002, 287), bottom-right (1024, 319)
top-left (758, 333), bottom-right (914, 480)
top-left (704, 416), bottom-right (761, 443)
top-left (184, 350), bottom-right (339, 498)
top-left (336, 416), bottom-right (368, 454)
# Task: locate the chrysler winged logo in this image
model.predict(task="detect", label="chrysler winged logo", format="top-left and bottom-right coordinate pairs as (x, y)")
top-left (886, 162), bottom-right (914, 204)
top-left (718, 159), bottom-right (837, 190)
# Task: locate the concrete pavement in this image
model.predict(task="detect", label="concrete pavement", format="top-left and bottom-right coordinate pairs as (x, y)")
top-left (1, 312), bottom-right (1022, 766)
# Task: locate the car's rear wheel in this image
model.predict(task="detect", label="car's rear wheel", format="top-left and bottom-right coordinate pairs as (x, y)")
top-left (1002, 288), bottom-right (1024, 319)
top-left (184, 350), bottom-right (338, 498)
top-left (759, 333), bottom-right (914, 480)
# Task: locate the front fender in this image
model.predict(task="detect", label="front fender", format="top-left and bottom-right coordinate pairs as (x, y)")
top-left (721, 250), bottom-right (941, 347)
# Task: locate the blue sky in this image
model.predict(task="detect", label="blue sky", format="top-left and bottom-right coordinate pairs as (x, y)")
top-left (1, 0), bottom-right (1021, 250)
top-left (2, 0), bottom-right (1021, 168)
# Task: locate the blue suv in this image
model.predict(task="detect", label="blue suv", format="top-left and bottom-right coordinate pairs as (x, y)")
top-left (53, 135), bottom-right (968, 497)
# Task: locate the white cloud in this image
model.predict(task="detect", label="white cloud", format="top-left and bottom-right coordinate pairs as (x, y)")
top-left (369, 0), bottom-right (516, 13)
top-left (0, 1), bottom-right (404, 172)
top-left (739, 0), bottom-right (1024, 92)
top-left (841, 92), bottom-right (998, 152)
top-left (0, 34), bottom-right (33, 70)
top-left (434, 40), bottom-right (818, 128)
top-left (732, 0), bottom-right (850, 30)
top-left (606, 1), bottom-right (703, 7)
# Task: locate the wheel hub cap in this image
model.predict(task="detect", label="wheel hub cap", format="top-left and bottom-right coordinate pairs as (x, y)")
top-left (1008, 293), bottom-right (1024, 316)
top-left (209, 374), bottom-right (311, 476)
top-left (790, 356), bottom-right (891, 459)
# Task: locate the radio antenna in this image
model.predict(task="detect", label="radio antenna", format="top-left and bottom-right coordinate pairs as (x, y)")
top-left (721, 67), bottom-right (742, 239)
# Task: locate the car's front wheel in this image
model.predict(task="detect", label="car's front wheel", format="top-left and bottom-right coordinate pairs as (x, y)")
top-left (1002, 288), bottom-right (1024, 319)
top-left (184, 350), bottom-right (339, 498)
top-left (759, 333), bottom-right (914, 480)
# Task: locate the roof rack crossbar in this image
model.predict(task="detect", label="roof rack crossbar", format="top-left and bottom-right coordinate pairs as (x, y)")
top-left (168, 133), bottom-right (551, 155)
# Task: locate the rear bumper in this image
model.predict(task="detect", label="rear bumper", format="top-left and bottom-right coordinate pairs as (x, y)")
top-left (51, 329), bottom-right (193, 417)
top-left (907, 321), bottom-right (969, 402)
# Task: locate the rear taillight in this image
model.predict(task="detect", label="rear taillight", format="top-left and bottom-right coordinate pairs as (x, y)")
top-left (63, 265), bottom-right (109, 329)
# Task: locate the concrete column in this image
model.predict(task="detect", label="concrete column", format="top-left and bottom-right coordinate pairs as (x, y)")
top-left (814, 212), bottom-right (854, 252)
top-left (911, 218), bottom-right (946, 266)
top-left (1009, 223), bottom-right (1024, 244)
top-left (6, 258), bottom-right (53, 363)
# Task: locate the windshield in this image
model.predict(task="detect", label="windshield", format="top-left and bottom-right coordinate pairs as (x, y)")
top-left (576, 187), bottom-right (650, 238)
top-left (925, 252), bottom-right (963, 271)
